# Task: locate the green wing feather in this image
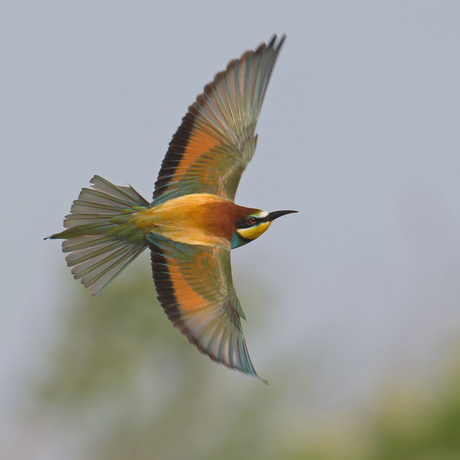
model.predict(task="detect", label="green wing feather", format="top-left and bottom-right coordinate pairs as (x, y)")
top-left (152, 34), bottom-right (285, 205)
top-left (148, 234), bottom-right (265, 381)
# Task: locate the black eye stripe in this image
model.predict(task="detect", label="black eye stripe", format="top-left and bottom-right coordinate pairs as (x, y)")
top-left (236, 217), bottom-right (260, 229)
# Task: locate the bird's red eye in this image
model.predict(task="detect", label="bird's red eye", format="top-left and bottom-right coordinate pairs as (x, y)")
top-left (248, 217), bottom-right (257, 225)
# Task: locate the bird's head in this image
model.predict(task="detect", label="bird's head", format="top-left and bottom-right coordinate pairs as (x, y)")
top-left (232, 209), bottom-right (298, 249)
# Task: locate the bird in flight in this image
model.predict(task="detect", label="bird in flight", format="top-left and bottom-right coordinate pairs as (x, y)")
top-left (47, 34), bottom-right (296, 382)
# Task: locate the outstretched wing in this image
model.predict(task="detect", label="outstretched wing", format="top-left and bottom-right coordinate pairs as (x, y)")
top-left (148, 234), bottom-right (264, 381)
top-left (152, 34), bottom-right (285, 205)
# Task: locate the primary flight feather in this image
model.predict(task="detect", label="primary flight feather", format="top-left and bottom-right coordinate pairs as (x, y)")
top-left (48, 34), bottom-right (296, 381)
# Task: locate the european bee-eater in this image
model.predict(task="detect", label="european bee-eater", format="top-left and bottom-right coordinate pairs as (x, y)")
top-left (48, 34), bottom-right (296, 382)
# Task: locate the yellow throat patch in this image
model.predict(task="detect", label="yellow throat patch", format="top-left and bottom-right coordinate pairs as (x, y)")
top-left (237, 221), bottom-right (272, 241)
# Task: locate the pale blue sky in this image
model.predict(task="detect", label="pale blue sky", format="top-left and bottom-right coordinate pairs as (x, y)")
top-left (1, 0), bottom-right (460, 455)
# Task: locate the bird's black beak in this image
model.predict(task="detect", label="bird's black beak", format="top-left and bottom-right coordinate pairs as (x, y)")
top-left (264, 210), bottom-right (298, 222)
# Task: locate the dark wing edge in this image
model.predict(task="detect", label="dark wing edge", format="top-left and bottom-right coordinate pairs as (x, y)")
top-left (148, 235), bottom-right (266, 382)
top-left (152, 34), bottom-right (286, 204)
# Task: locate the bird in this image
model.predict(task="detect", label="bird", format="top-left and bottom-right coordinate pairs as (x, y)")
top-left (47, 34), bottom-right (296, 382)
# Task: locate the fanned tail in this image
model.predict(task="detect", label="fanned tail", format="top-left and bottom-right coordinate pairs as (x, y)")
top-left (47, 175), bottom-right (150, 297)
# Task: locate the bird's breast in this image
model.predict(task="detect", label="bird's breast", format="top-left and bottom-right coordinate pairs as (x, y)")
top-left (133, 194), bottom-right (242, 248)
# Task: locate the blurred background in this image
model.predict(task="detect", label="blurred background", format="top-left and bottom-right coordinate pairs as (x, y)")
top-left (2, 1), bottom-right (460, 459)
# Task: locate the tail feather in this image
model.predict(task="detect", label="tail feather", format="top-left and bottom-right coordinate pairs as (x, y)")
top-left (71, 200), bottom-right (132, 214)
top-left (48, 175), bottom-right (150, 297)
top-left (76, 189), bottom-right (137, 208)
top-left (89, 175), bottom-right (148, 204)
top-left (62, 236), bottom-right (114, 253)
top-left (66, 240), bottom-right (126, 266)
top-left (74, 242), bottom-right (145, 297)
top-left (64, 212), bottom-right (123, 228)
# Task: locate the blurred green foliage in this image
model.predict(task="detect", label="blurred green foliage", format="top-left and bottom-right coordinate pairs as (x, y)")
top-left (285, 366), bottom-right (460, 460)
top-left (38, 267), bottom-right (288, 459)
top-left (37, 267), bottom-right (460, 460)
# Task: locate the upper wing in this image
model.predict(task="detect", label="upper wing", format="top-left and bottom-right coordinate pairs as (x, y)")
top-left (148, 233), bottom-right (264, 381)
top-left (152, 34), bottom-right (285, 205)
